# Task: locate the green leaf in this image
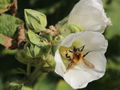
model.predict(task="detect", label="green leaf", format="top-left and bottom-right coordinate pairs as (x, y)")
top-left (0, 0), bottom-right (12, 4)
top-left (0, 0), bottom-right (12, 13)
top-left (33, 45), bottom-right (41, 57)
top-left (27, 30), bottom-right (48, 47)
top-left (0, 14), bottom-right (23, 37)
top-left (56, 80), bottom-right (75, 90)
top-left (24, 9), bottom-right (47, 32)
top-left (0, 34), bottom-right (4, 45)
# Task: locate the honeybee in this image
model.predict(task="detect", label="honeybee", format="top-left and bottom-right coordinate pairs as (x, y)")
top-left (60, 45), bottom-right (94, 72)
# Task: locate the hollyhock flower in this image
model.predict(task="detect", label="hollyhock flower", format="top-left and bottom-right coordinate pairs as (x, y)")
top-left (68, 0), bottom-right (111, 33)
top-left (54, 31), bottom-right (108, 89)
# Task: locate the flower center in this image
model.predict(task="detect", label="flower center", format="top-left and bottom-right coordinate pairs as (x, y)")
top-left (65, 46), bottom-right (84, 63)
top-left (59, 45), bottom-right (94, 71)
top-left (59, 40), bottom-right (94, 71)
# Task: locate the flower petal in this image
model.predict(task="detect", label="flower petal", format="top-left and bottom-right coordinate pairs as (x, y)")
top-left (68, 0), bottom-right (111, 32)
top-left (55, 50), bottom-right (66, 76)
top-left (61, 32), bottom-right (108, 53)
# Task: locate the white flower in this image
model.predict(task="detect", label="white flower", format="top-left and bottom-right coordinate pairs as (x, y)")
top-left (68, 0), bottom-right (111, 33)
top-left (54, 31), bottom-right (108, 89)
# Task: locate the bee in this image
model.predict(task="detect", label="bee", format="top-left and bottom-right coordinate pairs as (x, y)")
top-left (65, 45), bottom-right (95, 71)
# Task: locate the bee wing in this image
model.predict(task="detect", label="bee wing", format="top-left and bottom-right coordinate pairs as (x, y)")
top-left (83, 59), bottom-right (94, 69)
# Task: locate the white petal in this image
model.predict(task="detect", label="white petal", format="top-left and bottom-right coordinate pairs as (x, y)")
top-left (68, 0), bottom-right (111, 32)
top-left (63, 52), bottom-right (106, 89)
top-left (61, 33), bottom-right (75, 47)
top-left (83, 52), bottom-right (106, 74)
top-left (61, 32), bottom-right (108, 53)
top-left (54, 50), bottom-right (66, 76)
top-left (63, 69), bottom-right (92, 89)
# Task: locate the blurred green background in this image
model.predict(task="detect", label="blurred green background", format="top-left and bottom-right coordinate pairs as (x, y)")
top-left (0, 0), bottom-right (120, 90)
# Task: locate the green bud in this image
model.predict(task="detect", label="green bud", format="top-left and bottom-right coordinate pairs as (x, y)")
top-left (33, 45), bottom-right (41, 57)
top-left (57, 24), bottom-right (84, 37)
top-left (16, 43), bottom-right (41, 65)
top-left (24, 9), bottom-right (47, 32)
top-left (16, 50), bottom-right (33, 65)
top-left (64, 24), bottom-right (84, 33)
top-left (27, 30), bottom-right (48, 47)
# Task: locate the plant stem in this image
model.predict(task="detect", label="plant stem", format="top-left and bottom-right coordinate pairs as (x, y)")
top-left (26, 63), bottom-right (31, 76)
top-left (28, 64), bottom-right (42, 85)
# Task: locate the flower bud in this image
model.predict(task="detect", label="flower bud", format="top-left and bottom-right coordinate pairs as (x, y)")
top-left (24, 9), bottom-right (47, 32)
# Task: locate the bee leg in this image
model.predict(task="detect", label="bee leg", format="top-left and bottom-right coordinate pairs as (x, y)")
top-left (83, 51), bottom-right (90, 57)
top-left (73, 46), bottom-right (77, 52)
top-left (65, 61), bottom-right (74, 72)
top-left (83, 59), bottom-right (94, 68)
top-left (80, 45), bottom-right (85, 51)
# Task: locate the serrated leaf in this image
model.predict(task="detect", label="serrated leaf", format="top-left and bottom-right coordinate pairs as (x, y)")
top-left (24, 9), bottom-right (47, 32)
top-left (0, 14), bottom-right (23, 37)
top-left (27, 30), bottom-right (48, 47)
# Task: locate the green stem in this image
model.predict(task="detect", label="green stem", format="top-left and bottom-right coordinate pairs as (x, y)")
top-left (28, 65), bottom-right (41, 85)
top-left (26, 63), bottom-right (31, 76)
